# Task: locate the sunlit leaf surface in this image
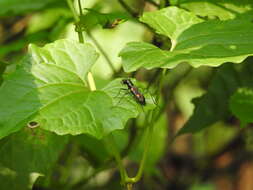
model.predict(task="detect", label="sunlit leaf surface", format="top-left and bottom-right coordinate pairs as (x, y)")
top-left (120, 7), bottom-right (253, 72)
top-left (0, 40), bottom-right (155, 140)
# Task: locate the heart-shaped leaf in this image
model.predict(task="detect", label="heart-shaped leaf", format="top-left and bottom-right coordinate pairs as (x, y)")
top-left (120, 7), bottom-right (253, 72)
top-left (140, 6), bottom-right (203, 42)
top-left (0, 39), bottom-right (99, 139)
top-left (0, 39), bottom-right (155, 140)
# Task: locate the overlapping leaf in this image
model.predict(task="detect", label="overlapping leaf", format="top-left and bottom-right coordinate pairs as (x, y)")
top-left (0, 0), bottom-right (66, 16)
top-left (0, 129), bottom-right (67, 173)
top-left (120, 7), bottom-right (253, 72)
top-left (0, 39), bottom-right (154, 140)
top-left (0, 129), bottom-right (68, 190)
top-left (0, 39), bottom-right (97, 139)
top-left (176, 0), bottom-right (253, 20)
top-left (230, 88), bottom-right (253, 124)
top-left (140, 6), bottom-right (203, 42)
top-left (178, 61), bottom-right (253, 135)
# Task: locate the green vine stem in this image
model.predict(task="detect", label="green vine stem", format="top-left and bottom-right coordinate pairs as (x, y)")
top-left (125, 97), bottom-right (157, 186)
top-left (66, 0), bottom-right (79, 22)
top-left (124, 68), bottom-right (168, 187)
top-left (66, 0), bottom-right (96, 90)
top-left (127, 183), bottom-right (133, 190)
top-left (159, 0), bottom-right (166, 8)
top-left (118, 0), bottom-right (138, 17)
top-left (87, 30), bottom-right (117, 74)
top-left (76, 0), bottom-right (85, 43)
top-left (104, 133), bottom-right (128, 185)
top-left (67, 1), bottom-right (162, 189)
top-left (66, 0), bottom-right (127, 186)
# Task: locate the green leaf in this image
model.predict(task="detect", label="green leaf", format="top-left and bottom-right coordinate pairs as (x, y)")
top-left (178, 61), bottom-right (253, 135)
top-left (177, 0), bottom-right (253, 20)
top-left (140, 6), bottom-right (203, 42)
top-left (0, 39), bottom-right (98, 139)
top-left (120, 7), bottom-right (253, 72)
top-left (0, 0), bottom-right (67, 16)
top-left (75, 129), bottom-right (131, 168)
top-left (192, 122), bottom-right (238, 156)
top-left (0, 40), bottom-right (154, 140)
top-left (74, 134), bottom-right (110, 167)
top-left (0, 128), bottom-right (68, 190)
top-left (230, 87), bottom-right (253, 124)
top-left (0, 168), bottom-right (30, 190)
top-left (0, 129), bottom-right (68, 173)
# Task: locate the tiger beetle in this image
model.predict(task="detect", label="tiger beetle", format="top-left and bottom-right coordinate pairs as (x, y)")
top-left (120, 79), bottom-right (146, 106)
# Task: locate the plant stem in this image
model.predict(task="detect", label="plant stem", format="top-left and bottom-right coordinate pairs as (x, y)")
top-left (125, 66), bottom-right (166, 185)
top-left (118, 0), bottom-right (138, 17)
top-left (66, 0), bottom-right (97, 91)
top-left (159, 0), bottom-right (166, 8)
top-left (125, 111), bottom-right (155, 184)
top-left (77, 0), bottom-right (84, 43)
top-left (125, 68), bottom-right (167, 185)
top-left (77, 0), bottom-right (82, 15)
top-left (66, 0), bottom-right (79, 22)
top-left (127, 183), bottom-right (133, 190)
top-left (87, 31), bottom-right (117, 73)
top-left (66, 0), bottom-right (84, 43)
top-left (77, 30), bottom-right (85, 43)
top-left (104, 133), bottom-right (127, 184)
top-left (135, 115), bottom-right (154, 181)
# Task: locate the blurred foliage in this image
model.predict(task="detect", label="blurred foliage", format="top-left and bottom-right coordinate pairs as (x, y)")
top-left (0, 0), bottom-right (253, 190)
top-left (0, 0), bottom-right (67, 16)
top-left (179, 60), bottom-right (253, 135)
top-left (230, 88), bottom-right (253, 125)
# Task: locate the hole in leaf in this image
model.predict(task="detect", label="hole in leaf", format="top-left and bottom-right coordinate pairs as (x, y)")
top-left (27, 121), bottom-right (40, 129)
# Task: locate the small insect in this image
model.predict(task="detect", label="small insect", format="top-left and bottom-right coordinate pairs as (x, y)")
top-left (121, 79), bottom-right (146, 106)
